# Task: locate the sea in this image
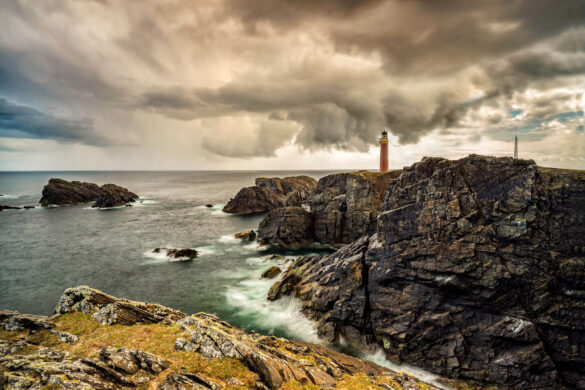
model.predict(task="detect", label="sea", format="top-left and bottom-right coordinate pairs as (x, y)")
top-left (0, 170), bottom-right (447, 388)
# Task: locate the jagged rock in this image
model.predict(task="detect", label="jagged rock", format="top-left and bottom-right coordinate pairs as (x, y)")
top-left (49, 330), bottom-right (79, 343)
top-left (0, 309), bottom-right (55, 331)
top-left (223, 186), bottom-right (284, 214)
top-left (55, 286), bottom-right (186, 325)
top-left (235, 229), bottom-right (257, 241)
top-left (40, 178), bottom-right (101, 206)
top-left (174, 312), bottom-right (414, 390)
top-left (93, 184), bottom-right (138, 208)
top-left (100, 347), bottom-right (171, 374)
top-left (255, 176), bottom-right (317, 204)
top-left (310, 170), bottom-right (401, 245)
top-left (257, 207), bottom-right (315, 248)
top-left (261, 266), bottom-right (281, 279)
top-left (153, 248), bottom-right (199, 261)
top-left (158, 373), bottom-right (217, 390)
top-left (269, 155), bottom-right (585, 389)
top-left (0, 344), bottom-right (134, 389)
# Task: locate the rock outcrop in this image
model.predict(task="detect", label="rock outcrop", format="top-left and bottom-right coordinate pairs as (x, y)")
top-left (0, 205), bottom-right (21, 211)
top-left (39, 178), bottom-right (138, 208)
top-left (93, 184), bottom-right (138, 208)
top-left (258, 207), bottom-right (315, 248)
top-left (256, 170), bottom-right (400, 248)
top-left (55, 286), bottom-right (187, 325)
top-left (223, 176), bottom-right (317, 214)
top-left (40, 178), bottom-right (100, 206)
top-left (261, 266), bottom-right (282, 279)
top-left (0, 287), bottom-right (442, 390)
top-left (153, 248), bottom-right (199, 261)
top-left (269, 155), bottom-right (585, 389)
top-left (235, 229), bottom-right (257, 241)
top-left (310, 170), bottom-right (401, 245)
top-left (255, 176), bottom-right (317, 205)
top-left (223, 186), bottom-right (284, 214)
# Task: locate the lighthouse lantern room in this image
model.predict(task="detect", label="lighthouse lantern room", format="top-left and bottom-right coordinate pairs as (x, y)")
top-left (379, 130), bottom-right (389, 172)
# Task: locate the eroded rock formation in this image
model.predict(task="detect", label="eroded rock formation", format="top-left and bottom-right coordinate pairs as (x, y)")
top-left (269, 155), bottom-right (585, 389)
top-left (39, 178), bottom-right (138, 208)
top-left (223, 176), bottom-right (317, 214)
top-left (93, 184), bottom-right (138, 208)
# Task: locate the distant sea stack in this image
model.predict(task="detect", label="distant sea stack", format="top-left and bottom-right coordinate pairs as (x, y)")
top-left (268, 154), bottom-right (585, 389)
top-left (40, 178), bottom-right (138, 208)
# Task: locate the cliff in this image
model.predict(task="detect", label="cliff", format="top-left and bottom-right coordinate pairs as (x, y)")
top-left (257, 170), bottom-right (401, 248)
top-left (268, 155), bottom-right (585, 389)
top-left (223, 176), bottom-right (317, 214)
top-left (0, 286), bottom-right (441, 390)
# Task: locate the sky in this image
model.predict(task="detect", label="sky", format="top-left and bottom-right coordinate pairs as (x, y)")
top-left (0, 0), bottom-right (584, 171)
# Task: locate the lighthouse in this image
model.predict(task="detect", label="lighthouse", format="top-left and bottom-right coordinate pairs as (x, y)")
top-left (379, 130), bottom-right (389, 172)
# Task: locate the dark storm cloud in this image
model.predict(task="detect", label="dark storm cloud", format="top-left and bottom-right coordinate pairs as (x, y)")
top-left (0, 98), bottom-right (106, 145)
top-left (1, 0), bottom-right (583, 160)
top-left (134, 0), bottom-right (585, 152)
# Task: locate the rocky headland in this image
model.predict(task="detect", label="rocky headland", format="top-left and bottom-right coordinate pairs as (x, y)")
top-left (223, 176), bottom-right (316, 214)
top-left (40, 178), bottom-right (138, 208)
top-left (0, 286), bottom-right (443, 389)
top-left (267, 155), bottom-right (585, 389)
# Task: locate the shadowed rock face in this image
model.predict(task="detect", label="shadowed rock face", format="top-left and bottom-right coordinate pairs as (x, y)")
top-left (223, 176), bottom-right (317, 214)
top-left (310, 170), bottom-right (401, 245)
top-left (40, 178), bottom-right (100, 206)
top-left (257, 206), bottom-right (315, 248)
top-left (93, 184), bottom-right (138, 208)
top-left (269, 155), bottom-right (585, 389)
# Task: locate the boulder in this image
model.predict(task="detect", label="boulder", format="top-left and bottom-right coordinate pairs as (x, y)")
top-left (261, 266), bottom-right (282, 279)
top-left (153, 248), bottom-right (198, 261)
top-left (234, 229), bottom-right (257, 241)
top-left (100, 347), bottom-right (171, 374)
top-left (93, 184), bottom-right (138, 208)
top-left (0, 309), bottom-right (55, 331)
top-left (258, 207), bottom-right (315, 248)
top-left (269, 155), bottom-right (585, 389)
top-left (55, 286), bottom-right (187, 325)
top-left (223, 186), bottom-right (284, 214)
top-left (40, 178), bottom-right (100, 206)
top-left (205, 204), bottom-right (214, 208)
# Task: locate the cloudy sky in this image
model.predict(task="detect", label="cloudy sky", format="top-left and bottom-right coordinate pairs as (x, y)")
top-left (1, 0), bottom-right (584, 170)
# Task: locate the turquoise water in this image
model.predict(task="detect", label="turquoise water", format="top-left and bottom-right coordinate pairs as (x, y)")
top-left (0, 170), bottom-right (335, 340)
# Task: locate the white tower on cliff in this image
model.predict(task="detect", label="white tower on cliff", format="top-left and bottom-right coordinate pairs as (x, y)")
top-left (514, 135), bottom-right (518, 159)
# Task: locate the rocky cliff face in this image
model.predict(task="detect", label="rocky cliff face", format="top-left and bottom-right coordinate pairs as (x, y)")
top-left (0, 286), bottom-right (441, 390)
top-left (257, 207), bottom-right (315, 248)
top-left (40, 178), bottom-right (138, 208)
top-left (310, 170), bottom-right (401, 244)
top-left (269, 155), bottom-right (585, 389)
top-left (223, 176), bottom-right (317, 214)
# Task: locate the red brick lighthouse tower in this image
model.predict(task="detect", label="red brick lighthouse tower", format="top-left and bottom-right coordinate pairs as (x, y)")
top-left (379, 130), bottom-right (389, 172)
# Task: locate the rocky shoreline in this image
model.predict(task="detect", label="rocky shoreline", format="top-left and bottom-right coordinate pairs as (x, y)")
top-left (0, 286), bottom-right (444, 389)
top-left (263, 155), bottom-right (585, 389)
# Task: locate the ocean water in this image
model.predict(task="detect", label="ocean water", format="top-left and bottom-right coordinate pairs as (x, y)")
top-left (0, 170), bottom-right (337, 340)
